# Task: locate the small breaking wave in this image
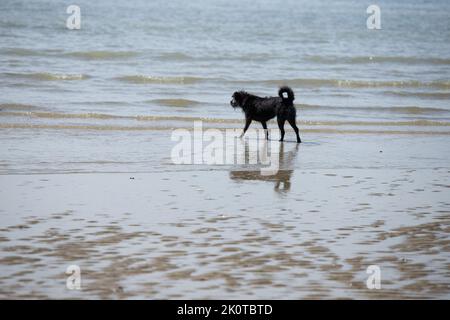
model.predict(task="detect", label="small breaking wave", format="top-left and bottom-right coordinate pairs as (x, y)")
top-left (2, 72), bottom-right (89, 81)
top-left (0, 103), bottom-right (41, 111)
top-left (0, 48), bottom-right (62, 57)
top-left (157, 52), bottom-right (194, 61)
top-left (0, 48), bottom-right (138, 60)
top-left (301, 104), bottom-right (450, 115)
top-left (0, 111), bottom-right (126, 120)
top-left (2, 111), bottom-right (450, 127)
top-left (254, 78), bottom-right (450, 90)
top-left (384, 91), bottom-right (450, 100)
top-left (385, 106), bottom-right (449, 114)
top-left (115, 75), bottom-right (204, 84)
top-left (1, 123), bottom-right (449, 135)
top-left (65, 50), bottom-right (138, 60)
top-left (305, 55), bottom-right (450, 65)
top-left (149, 98), bottom-right (202, 107)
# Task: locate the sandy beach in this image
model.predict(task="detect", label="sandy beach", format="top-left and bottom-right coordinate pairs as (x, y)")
top-left (0, 128), bottom-right (449, 299)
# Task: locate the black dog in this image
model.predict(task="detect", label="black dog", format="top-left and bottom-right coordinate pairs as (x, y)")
top-left (230, 86), bottom-right (301, 143)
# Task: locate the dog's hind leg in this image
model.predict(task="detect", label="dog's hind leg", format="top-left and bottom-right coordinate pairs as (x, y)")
top-left (277, 117), bottom-right (286, 142)
top-left (287, 117), bottom-right (301, 143)
top-left (240, 118), bottom-right (252, 138)
top-left (261, 121), bottom-right (269, 140)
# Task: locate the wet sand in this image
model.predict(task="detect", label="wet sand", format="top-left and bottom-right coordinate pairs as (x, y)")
top-left (0, 129), bottom-right (449, 299)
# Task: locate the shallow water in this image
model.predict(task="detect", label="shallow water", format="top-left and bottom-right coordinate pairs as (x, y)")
top-left (0, 0), bottom-right (450, 129)
top-left (0, 0), bottom-right (450, 299)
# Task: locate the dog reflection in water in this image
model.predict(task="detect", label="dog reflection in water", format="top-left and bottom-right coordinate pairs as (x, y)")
top-left (229, 141), bottom-right (299, 194)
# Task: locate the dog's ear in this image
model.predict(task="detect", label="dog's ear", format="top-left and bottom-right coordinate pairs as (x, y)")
top-left (241, 95), bottom-right (249, 106)
top-left (238, 91), bottom-right (249, 106)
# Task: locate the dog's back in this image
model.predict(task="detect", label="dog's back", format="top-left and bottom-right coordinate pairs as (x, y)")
top-left (230, 86), bottom-right (301, 143)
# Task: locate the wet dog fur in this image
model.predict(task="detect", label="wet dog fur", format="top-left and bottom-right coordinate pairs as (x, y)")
top-left (230, 86), bottom-right (301, 143)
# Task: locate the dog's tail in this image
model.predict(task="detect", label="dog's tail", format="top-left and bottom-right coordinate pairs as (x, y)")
top-left (278, 86), bottom-right (295, 103)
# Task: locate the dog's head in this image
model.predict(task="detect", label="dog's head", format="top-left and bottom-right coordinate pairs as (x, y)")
top-left (230, 91), bottom-right (248, 108)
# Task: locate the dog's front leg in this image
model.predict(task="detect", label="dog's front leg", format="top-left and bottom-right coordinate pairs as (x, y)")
top-left (240, 118), bottom-right (252, 138)
top-left (261, 121), bottom-right (269, 140)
